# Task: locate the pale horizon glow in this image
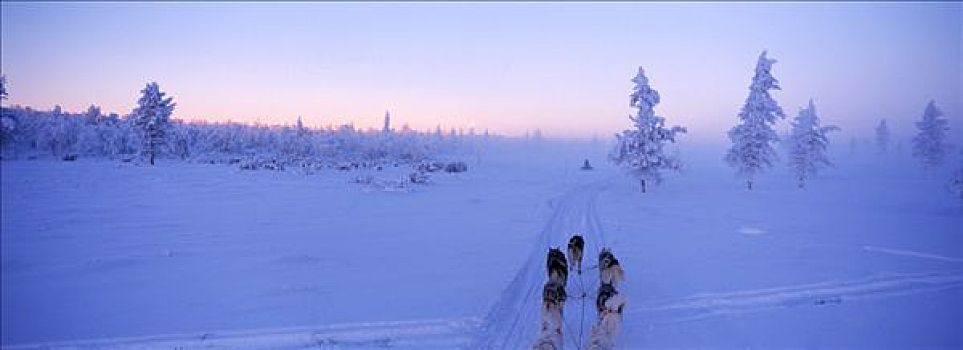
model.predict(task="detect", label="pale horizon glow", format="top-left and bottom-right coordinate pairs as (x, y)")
top-left (1, 2), bottom-right (960, 142)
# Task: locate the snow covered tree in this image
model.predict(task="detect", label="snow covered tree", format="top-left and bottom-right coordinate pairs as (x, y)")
top-left (0, 75), bottom-right (7, 101)
top-left (0, 76), bottom-right (8, 146)
top-left (78, 106), bottom-right (107, 155)
top-left (609, 67), bottom-right (687, 193)
top-left (39, 110), bottom-right (81, 157)
top-left (296, 115), bottom-right (305, 136)
top-left (912, 100), bottom-right (950, 169)
top-left (787, 99), bottom-right (839, 188)
top-left (875, 119), bottom-right (890, 154)
top-left (131, 82), bottom-right (175, 165)
top-left (289, 115), bottom-right (311, 156)
top-left (168, 122), bottom-right (193, 160)
top-left (725, 51), bottom-right (786, 190)
top-left (84, 105), bottom-right (102, 125)
top-left (383, 110), bottom-right (391, 134)
top-left (0, 101), bottom-right (460, 164)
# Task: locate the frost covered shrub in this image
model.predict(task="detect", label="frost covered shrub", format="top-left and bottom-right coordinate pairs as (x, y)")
top-left (417, 161), bottom-right (445, 173)
top-left (409, 170), bottom-right (430, 184)
top-left (444, 161), bottom-right (468, 173)
top-left (239, 157), bottom-right (285, 171)
top-left (0, 111), bottom-right (19, 150)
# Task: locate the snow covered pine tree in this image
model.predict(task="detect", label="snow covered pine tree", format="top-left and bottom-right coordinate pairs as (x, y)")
top-left (875, 119), bottom-right (890, 154)
top-left (296, 115), bottom-right (305, 137)
top-left (289, 115), bottom-right (311, 157)
top-left (725, 51), bottom-right (786, 190)
top-left (131, 82), bottom-right (175, 165)
top-left (84, 105), bottom-right (102, 125)
top-left (912, 100), bottom-right (950, 169)
top-left (610, 67), bottom-right (686, 193)
top-left (787, 99), bottom-right (839, 188)
top-left (0, 75), bottom-right (7, 100)
top-left (1, 76), bottom-right (11, 148)
top-left (383, 110), bottom-right (391, 134)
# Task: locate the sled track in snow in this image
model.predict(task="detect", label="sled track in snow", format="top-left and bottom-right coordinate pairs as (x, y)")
top-left (862, 245), bottom-right (963, 263)
top-left (473, 179), bottom-right (612, 349)
top-left (2, 318), bottom-right (479, 350)
top-left (471, 177), bottom-right (963, 349)
top-left (626, 270), bottom-right (963, 325)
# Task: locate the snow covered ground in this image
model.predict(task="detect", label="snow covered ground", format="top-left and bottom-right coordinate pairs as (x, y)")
top-left (600, 149), bottom-right (963, 349)
top-left (2, 141), bottom-right (961, 349)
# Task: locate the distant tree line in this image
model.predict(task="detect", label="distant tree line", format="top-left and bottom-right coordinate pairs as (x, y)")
top-left (0, 78), bottom-right (487, 168)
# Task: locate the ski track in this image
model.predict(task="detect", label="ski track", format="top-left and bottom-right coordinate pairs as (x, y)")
top-left (1, 318), bottom-right (480, 350)
top-left (626, 270), bottom-right (963, 325)
top-left (473, 178), bottom-right (612, 350)
top-left (863, 245), bottom-right (963, 263)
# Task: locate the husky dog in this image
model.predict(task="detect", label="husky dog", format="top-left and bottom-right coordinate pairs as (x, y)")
top-left (567, 235), bottom-right (585, 274)
top-left (533, 280), bottom-right (566, 350)
top-left (595, 283), bottom-right (618, 316)
top-left (598, 249), bottom-right (616, 269)
top-left (543, 279), bottom-right (567, 306)
top-left (546, 248), bottom-right (569, 286)
top-left (533, 305), bottom-right (563, 350)
top-left (586, 292), bottom-right (627, 350)
top-left (533, 250), bottom-right (569, 350)
top-left (598, 248), bottom-right (625, 287)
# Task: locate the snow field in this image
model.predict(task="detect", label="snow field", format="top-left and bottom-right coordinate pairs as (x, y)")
top-left (2, 141), bottom-right (961, 349)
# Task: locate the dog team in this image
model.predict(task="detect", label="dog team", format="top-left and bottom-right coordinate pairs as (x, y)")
top-left (533, 234), bottom-right (627, 350)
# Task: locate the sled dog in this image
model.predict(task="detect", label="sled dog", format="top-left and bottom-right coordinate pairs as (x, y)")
top-left (567, 235), bottom-right (585, 274)
top-left (547, 248), bottom-right (569, 286)
top-left (533, 280), bottom-right (566, 349)
top-left (598, 248), bottom-right (624, 287)
top-left (543, 279), bottom-right (567, 306)
top-left (586, 292), bottom-right (627, 350)
top-left (595, 282), bottom-right (618, 316)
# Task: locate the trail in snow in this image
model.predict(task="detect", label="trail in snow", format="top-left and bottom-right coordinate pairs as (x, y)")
top-left (473, 178), bottom-right (611, 349)
top-left (3, 178), bottom-right (615, 350)
top-left (472, 174), bottom-right (963, 349)
top-left (863, 245), bottom-right (963, 263)
top-left (625, 270), bottom-right (963, 325)
top-left (2, 318), bottom-right (479, 350)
